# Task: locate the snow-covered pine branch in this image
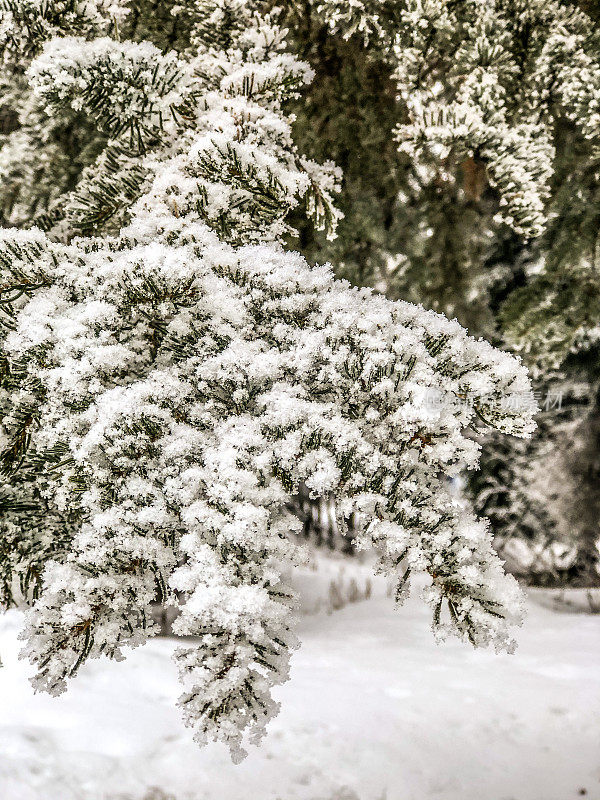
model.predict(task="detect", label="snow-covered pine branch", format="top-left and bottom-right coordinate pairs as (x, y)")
top-left (2, 223), bottom-right (535, 758)
top-left (0, 0), bottom-right (129, 62)
top-left (1, 0), bottom-right (536, 762)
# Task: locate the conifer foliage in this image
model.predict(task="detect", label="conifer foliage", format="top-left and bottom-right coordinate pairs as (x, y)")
top-left (0, 0), bottom-right (536, 759)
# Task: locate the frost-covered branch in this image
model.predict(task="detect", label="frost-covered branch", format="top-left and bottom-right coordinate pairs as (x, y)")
top-left (0, 0), bottom-right (538, 762)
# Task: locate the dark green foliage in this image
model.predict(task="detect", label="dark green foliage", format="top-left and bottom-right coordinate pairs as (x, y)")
top-left (502, 123), bottom-right (600, 368)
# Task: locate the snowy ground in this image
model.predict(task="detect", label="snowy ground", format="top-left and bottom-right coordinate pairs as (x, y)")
top-left (1, 562), bottom-right (599, 800)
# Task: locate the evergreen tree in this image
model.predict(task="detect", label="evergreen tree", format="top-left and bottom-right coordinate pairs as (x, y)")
top-left (0, 0), bottom-right (537, 759)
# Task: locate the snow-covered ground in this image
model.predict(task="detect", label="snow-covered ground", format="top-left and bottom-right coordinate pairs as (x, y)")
top-left (1, 563), bottom-right (599, 800)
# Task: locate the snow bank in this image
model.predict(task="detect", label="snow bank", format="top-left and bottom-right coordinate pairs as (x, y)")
top-left (0, 573), bottom-right (598, 800)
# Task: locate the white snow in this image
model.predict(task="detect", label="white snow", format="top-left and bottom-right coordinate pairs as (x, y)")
top-left (1, 567), bottom-right (599, 800)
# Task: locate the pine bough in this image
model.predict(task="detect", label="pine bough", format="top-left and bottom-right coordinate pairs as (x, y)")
top-left (0, 0), bottom-right (536, 760)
